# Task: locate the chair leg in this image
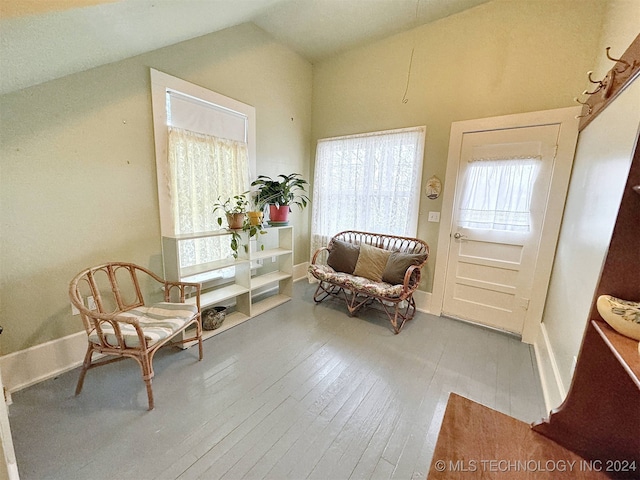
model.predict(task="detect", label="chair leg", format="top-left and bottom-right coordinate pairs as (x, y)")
top-left (197, 316), bottom-right (203, 361)
top-left (140, 354), bottom-right (155, 411)
top-left (379, 297), bottom-right (416, 334)
top-left (75, 345), bottom-right (94, 396)
top-left (313, 281), bottom-right (340, 303)
top-left (144, 376), bottom-right (154, 411)
top-left (197, 336), bottom-right (204, 361)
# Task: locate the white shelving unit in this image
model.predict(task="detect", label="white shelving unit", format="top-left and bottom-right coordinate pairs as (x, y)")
top-left (162, 225), bottom-right (293, 346)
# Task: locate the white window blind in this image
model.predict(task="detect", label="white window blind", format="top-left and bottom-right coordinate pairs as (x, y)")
top-left (167, 90), bottom-right (247, 142)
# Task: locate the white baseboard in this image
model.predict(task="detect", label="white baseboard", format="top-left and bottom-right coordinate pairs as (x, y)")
top-left (533, 322), bottom-right (566, 414)
top-left (0, 331), bottom-right (88, 399)
top-left (0, 268), bottom-right (430, 398)
top-left (414, 290), bottom-right (433, 314)
top-left (293, 261), bottom-right (309, 282)
top-left (1, 262), bottom-right (310, 397)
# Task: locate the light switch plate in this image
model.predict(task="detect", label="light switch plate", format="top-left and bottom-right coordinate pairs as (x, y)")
top-left (428, 211), bottom-right (440, 222)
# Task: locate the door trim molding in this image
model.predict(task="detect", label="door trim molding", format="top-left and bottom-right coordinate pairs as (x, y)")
top-left (431, 106), bottom-right (582, 343)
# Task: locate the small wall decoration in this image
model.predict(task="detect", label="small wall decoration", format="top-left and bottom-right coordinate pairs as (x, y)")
top-left (425, 175), bottom-right (442, 199)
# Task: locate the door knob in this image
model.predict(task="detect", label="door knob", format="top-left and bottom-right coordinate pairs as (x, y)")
top-left (453, 232), bottom-right (466, 239)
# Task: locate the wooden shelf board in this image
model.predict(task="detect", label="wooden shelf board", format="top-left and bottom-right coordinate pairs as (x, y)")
top-left (166, 225), bottom-right (293, 349)
top-left (250, 271), bottom-right (291, 290)
top-left (251, 294), bottom-right (291, 316)
top-left (178, 311), bottom-right (250, 348)
top-left (185, 284), bottom-right (249, 307)
top-left (201, 311), bottom-right (250, 338)
top-left (592, 319), bottom-right (640, 388)
top-left (251, 248), bottom-right (292, 261)
top-left (181, 258), bottom-right (247, 280)
top-left (165, 230), bottom-right (232, 241)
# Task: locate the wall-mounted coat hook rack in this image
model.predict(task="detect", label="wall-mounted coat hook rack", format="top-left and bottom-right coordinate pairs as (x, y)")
top-left (574, 97), bottom-right (593, 119)
top-left (576, 34), bottom-right (640, 131)
top-left (606, 47), bottom-right (635, 73)
top-left (585, 71), bottom-right (604, 93)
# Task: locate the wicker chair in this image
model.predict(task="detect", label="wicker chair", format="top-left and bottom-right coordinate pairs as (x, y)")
top-left (69, 262), bottom-right (203, 410)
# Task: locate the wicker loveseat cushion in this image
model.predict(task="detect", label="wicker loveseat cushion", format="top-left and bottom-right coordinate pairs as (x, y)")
top-left (309, 264), bottom-right (405, 298)
top-left (382, 251), bottom-right (428, 285)
top-left (88, 302), bottom-right (199, 348)
top-left (326, 239), bottom-right (360, 273)
top-left (353, 244), bottom-right (392, 282)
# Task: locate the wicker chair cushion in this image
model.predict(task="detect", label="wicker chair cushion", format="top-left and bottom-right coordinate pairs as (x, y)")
top-left (309, 264), bottom-right (405, 298)
top-left (88, 302), bottom-right (199, 348)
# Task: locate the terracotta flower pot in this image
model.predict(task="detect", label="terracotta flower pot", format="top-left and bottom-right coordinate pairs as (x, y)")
top-left (226, 212), bottom-right (245, 229)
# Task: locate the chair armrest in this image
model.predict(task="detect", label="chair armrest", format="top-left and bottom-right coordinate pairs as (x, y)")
top-left (312, 247), bottom-right (330, 265)
top-left (163, 281), bottom-right (201, 310)
top-left (92, 313), bottom-right (148, 350)
top-left (133, 264), bottom-right (201, 310)
top-left (401, 264), bottom-right (423, 294)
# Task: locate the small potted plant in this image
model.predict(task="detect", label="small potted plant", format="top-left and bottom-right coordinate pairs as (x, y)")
top-left (246, 192), bottom-right (265, 227)
top-left (213, 194), bottom-right (249, 230)
top-left (251, 173), bottom-right (310, 225)
top-left (213, 193), bottom-right (267, 258)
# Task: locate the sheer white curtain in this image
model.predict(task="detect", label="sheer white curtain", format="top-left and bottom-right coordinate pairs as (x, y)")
top-left (167, 126), bottom-right (249, 267)
top-left (311, 127), bottom-right (425, 257)
top-left (458, 156), bottom-right (540, 232)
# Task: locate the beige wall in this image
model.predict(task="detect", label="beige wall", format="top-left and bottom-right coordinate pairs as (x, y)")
top-left (311, 0), bottom-right (607, 292)
top-left (0, 0), bottom-right (628, 360)
top-left (540, 1), bottom-right (640, 394)
top-left (0, 23), bottom-right (312, 354)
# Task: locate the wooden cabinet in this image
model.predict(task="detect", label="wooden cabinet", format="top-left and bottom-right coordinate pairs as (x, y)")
top-left (162, 226), bottom-right (293, 345)
top-left (530, 122), bottom-right (640, 476)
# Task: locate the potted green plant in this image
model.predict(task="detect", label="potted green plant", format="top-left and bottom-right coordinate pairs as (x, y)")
top-left (213, 194), bottom-right (249, 230)
top-left (251, 173), bottom-right (310, 225)
top-left (246, 192), bottom-right (264, 227)
top-left (213, 193), bottom-right (266, 258)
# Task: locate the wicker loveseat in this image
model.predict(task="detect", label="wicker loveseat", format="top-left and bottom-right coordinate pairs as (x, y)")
top-left (309, 231), bottom-right (429, 334)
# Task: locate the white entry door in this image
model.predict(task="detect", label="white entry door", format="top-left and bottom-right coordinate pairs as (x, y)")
top-left (432, 107), bottom-right (581, 341)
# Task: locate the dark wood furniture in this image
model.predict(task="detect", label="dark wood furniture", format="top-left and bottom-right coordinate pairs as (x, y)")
top-left (428, 393), bottom-right (609, 479)
top-left (531, 122), bottom-right (640, 475)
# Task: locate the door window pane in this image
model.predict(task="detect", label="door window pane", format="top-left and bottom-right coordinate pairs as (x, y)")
top-left (458, 157), bottom-right (540, 232)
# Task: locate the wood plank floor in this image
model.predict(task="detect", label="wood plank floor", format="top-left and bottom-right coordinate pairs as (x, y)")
top-left (8, 281), bottom-right (546, 480)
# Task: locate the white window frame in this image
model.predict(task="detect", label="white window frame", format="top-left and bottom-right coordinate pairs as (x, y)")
top-left (150, 68), bottom-right (256, 237)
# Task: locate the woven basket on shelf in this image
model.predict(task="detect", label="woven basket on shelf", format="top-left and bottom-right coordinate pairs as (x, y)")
top-left (202, 306), bottom-right (226, 331)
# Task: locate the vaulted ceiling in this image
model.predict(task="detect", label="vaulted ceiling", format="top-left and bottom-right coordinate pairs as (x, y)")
top-left (0, 0), bottom-right (489, 95)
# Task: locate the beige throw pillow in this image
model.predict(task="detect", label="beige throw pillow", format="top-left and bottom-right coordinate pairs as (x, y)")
top-left (352, 243), bottom-right (392, 282)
